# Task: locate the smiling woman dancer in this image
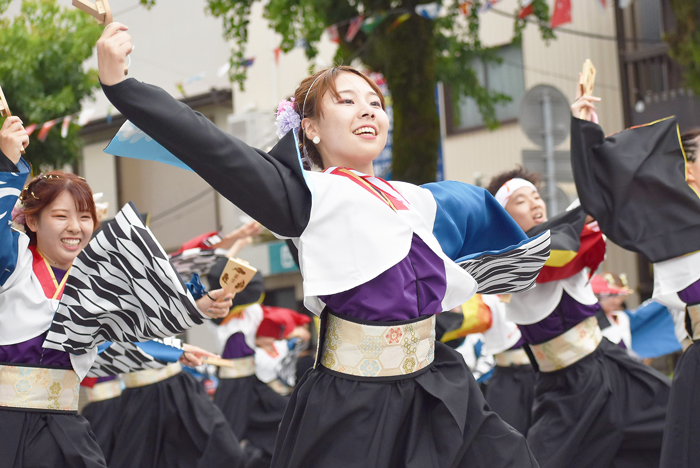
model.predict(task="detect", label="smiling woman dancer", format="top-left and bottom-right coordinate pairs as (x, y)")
top-left (0, 115), bottom-right (236, 468)
top-left (96, 22), bottom-right (551, 468)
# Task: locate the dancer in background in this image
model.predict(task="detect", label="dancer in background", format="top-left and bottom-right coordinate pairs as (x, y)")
top-left (97, 22), bottom-right (552, 468)
top-left (487, 166), bottom-right (671, 468)
top-left (570, 83), bottom-right (700, 468)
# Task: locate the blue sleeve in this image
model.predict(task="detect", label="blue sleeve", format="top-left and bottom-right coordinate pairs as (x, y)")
top-left (423, 181), bottom-right (528, 260)
top-left (133, 340), bottom-right (184, 362)
top-left (0, 158), bottom-right (30, 287)
top-left (185, 272), bottom-right (206, 300)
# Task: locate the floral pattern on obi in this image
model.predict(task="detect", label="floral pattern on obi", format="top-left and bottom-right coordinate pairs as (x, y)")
top-left (0, 365), bottom-right (80, 412)
top-left (84, 378), bottom-right (122, 403)
top-left (530, 316), bottom-right (602, 372)
top-left (320, 313), bottom-right (436, 377)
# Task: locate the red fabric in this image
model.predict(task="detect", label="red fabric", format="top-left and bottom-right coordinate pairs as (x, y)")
top-left (29, 245), bottom-right (66, 299)
top-left (518, 3), bottom-right (534, 19)
top-left (257, 306), bottom-right (311, 339)
top-left (171, 231), bottom-right (219, 256)
top-left (536, 225), bottom-right (606, 284)
top-left (550, 0), bottom-right (572, 28)
top-left (80, 377), bottom-right (99, 388)
top-left (590, 275), bottom-right (632, 296)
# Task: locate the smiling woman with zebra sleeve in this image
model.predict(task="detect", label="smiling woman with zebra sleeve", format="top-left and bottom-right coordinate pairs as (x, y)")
top-left (0, 118), bottom-right (242, 467)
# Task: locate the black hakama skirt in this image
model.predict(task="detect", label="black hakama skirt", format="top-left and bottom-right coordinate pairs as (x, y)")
top-left (80, 395), bottom-right (122, 462)
top-left (485, 364), bottom-right (536, 436)
top-left (659, 341), bottom-right (700, 468)
top-left (0, 408), bottom-right (106, 468)
top-left (214, 375), bottom-right (289, 466)
top-left (108, 371), bottom-right (246, 468)
top-left (527, 338), bottom-right (671, 468)
top-left (270, 341), bottom-right (539, 468)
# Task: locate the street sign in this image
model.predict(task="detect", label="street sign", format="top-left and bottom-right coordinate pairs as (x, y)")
top-left (521, 150), bottom-right (573, 183)
top-left (518, 85), bottom-right (570, 148)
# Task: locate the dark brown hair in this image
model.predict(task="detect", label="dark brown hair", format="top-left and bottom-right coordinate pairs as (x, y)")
top-left (293, 66), bottom-right (386, 169)
top-left (486, 165), bottom-right (542, 196)
top-left (15, 171), bottom-right (99, 245)
top-left (681, 128), bottom-right (700, 162)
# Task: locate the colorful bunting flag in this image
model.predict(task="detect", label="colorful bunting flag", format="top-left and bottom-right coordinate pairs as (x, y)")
top-left (24, 123), bottom-right (37, 136)
top-left (415, 2), bottom-right (441, 19)
top-left (61, 115), bottom-right (72, 139)
top-left (518, 0), bottom-right (535, 19)
top-left (459, 1), bottom-right (472, 15)
top-left (326, 24), bottom-right (341, 44)
top-left (37, 119), bottom-right (58, 142)
top-left (217, 62), bottom-right (231, 77)
top-left (273, 47), bottom-right (282, 66)
top-left (550, 0), bottom-right (571, 28)
top-left (345, 15), bottom-right (364, 42)
top-left (389, 13), bottom-right (411, 31)
top-left (106, 105), bottom-right (113, 124)
top-left (78, 108), bottom-right (96, 126)
top-left (361, 13), bottom-right (387, 34)
top-left (240, 57), bottom-right (255, 67)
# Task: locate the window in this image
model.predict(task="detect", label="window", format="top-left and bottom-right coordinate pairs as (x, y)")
top-left (448, 43), bottom-right (525, 132)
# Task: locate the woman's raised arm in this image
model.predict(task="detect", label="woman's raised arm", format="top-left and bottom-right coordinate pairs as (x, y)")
top-left (98, 24), bottom-right (310, 238)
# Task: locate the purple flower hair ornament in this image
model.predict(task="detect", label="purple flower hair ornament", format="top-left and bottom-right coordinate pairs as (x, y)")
top-left (11, 199), bottom-right (26, 233)
top-left (275, 98), bottom-right (301, 139)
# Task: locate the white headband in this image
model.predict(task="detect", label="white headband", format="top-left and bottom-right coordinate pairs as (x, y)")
top-left (494, 178), bottom-right (538, 208)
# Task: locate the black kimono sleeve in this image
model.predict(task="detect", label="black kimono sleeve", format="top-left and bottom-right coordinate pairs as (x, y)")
top-left (570, 116), bottom-right (700, 263)
top-left (101, 79), bottom-right (310, 238)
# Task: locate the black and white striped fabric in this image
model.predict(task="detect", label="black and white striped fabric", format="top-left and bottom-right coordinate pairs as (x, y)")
top-left (45, 202), bottom-right (207, 355)
top-left (87, 341), bottom-right (171, 378)
top-left (458, 232), bottom-right (551, 295)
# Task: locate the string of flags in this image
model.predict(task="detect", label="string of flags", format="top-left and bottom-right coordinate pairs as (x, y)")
top-left (16, 107), bottom-right (98, 143)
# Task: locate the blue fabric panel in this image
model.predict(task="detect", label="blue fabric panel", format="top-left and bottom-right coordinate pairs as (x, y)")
top-left (423, 181), bottom-right (528, 261)
top-left (626, 301), bottom-right (682, 359)
top-left (133, 340), bottom-right (184, 362)
top-left (0, 158), bottom-right (30, 286)
top-left (97, 342), bottom-right (113, 354)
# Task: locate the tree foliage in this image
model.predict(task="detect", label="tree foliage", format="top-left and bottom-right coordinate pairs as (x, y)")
top-left (145, 0), bottom-right (553, 183)
top-left (0, 0), bottom-right (102, 169)
top-left (665, 0), bottom-right (700, 94)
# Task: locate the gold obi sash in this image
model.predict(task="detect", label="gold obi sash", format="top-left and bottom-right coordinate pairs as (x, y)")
top-left (494, 348), bottom-right (531, 367)
top-left (530, 316), bottom-right (602, 373)
top-left (319, 312), bottom-right (436, 378)
top-left (218, 356), bottom-right (256, 379)
top-left (267, 379), bottom-right (293, 395)
top-left (0, 365), bottom-right (80, 412)
top-left (84, 378), bottom-right (122, 403)
top-left (687, 304), bottom-right (700, 342)
top-left (122, 362), bottom-right (182, 388)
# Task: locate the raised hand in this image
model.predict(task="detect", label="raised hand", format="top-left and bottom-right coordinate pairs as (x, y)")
top-left (0, 116), bottom-right (29, 164)
top-left (96, 22), bottom-right (132, 86)
top-left (571, 75), bottom-right (601, 123)
top-left (196, 288), bottom-right (235, 319)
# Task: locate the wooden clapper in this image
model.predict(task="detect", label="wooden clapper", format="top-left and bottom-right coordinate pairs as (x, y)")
top-left (201, 258), bottom-right (258, 368)
top-left (72, 1), bottom-right (129, 74)
top-left (579, 59), bottom-right (597, 121)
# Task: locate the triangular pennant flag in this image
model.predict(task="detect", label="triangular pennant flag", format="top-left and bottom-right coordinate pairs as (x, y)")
top-left (415, 2), bottom-right (441, 19)
top-left (24, 123), bottom-right (37, 136)
top-left (459, 1), bottom-right (472, 15)
top-left (78, 107), bottom-right (96, 126)
top-left (361, 13), bottom-right (387, 34)
top-left (217, 61), bottom-right (231, 77)
top-left (273, 47), bottom-right (282, 66)
top-left (240, 57), bottom-right (255, 67)
top-left (345, 15), bottom-right (364, 42)
top-left (37, 119), bottom-right (58, 142)
top-left (518, 0), bottom-right (535, 18)
top-left (550, 0), bottom-right (571, 28)
top-left (389, 12), bottom-right (411, 31)
top-left (326, 24), bottom-right (340, 44)
top-left (61, 115), bottom-right (72, 139)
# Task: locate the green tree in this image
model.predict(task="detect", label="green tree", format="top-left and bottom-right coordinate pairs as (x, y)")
top-left (665, 0), bottom-right (700, 94)
top-left (144, 0), bottom-right (552, 183)
top-left (0, 0), bottom-right (102, 169)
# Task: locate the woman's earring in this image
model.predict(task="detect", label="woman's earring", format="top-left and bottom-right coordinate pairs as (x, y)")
top-left (312, 136), bottom-right (321, 145)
